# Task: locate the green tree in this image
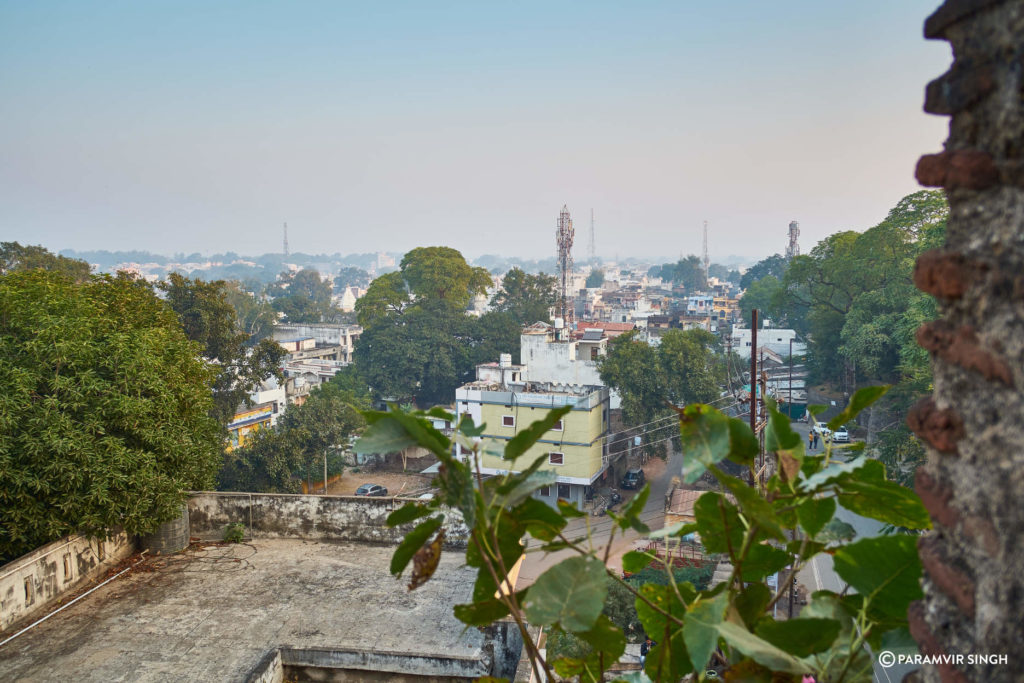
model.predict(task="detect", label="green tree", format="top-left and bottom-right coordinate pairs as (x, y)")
top-left (738, 275), bottom-right (785, 328)
top-left (0, 270), bottom-right (223, 561)
top-left (400, 246), bottom-right (492, 306)
top-left (0, 242), bottom-right (92, 282)
top-left (223, 281), bottom-right (277, 343)
top-left (268, 269), bottom-right (339, 323)
top-left (740, 253), bottom-right (788, 290)
top-left (489, 267), bottom-right (558, 325)
top-left (218, 380), bottom-right (366, 492)
top-left (656, 255), bottom-right (705, 290)
top-left (333, 266), bottom-right (371, 292)
top-left (160, 274), bottom-right (286, 424)
top-left (585, 269), bottom-right (605, 289)
top-left (355, 271), bottom-right (411, 328)
top-left (600, 329), bottom-right (720, 455)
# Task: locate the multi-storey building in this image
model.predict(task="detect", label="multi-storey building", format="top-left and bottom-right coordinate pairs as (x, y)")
top-left (454, 355), bottom-right (610, 509)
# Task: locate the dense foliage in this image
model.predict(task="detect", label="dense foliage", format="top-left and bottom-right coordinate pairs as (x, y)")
top-left (0, 270), bottom-right (223, 560)
top-left (218, 378), bottom-right (366, 492)
top-left (354, 251), bottom-right (554, 406)
top-left (160, 273), bottom-right (286, 424)
top-left (0, 241), bottom-right (93, 282)
top-left (586, 269), bottom-right (605, 289)
top-left (266, 268), bottom-right (339, 323)
top-left (368, 385), bottom-right (929, 682)
top-left (651, 255), bottom-right (706, 290)
top-left (599, 329), bottom-right (721, 455)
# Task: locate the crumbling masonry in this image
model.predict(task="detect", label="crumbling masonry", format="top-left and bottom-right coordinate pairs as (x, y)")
top-left (909, 1), bottom-right (1024, 682)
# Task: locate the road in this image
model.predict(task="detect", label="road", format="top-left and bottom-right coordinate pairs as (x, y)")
top-left (792, 421), bottom-right (918, 683)
top-left (517, 448), bottom-right (683, 587)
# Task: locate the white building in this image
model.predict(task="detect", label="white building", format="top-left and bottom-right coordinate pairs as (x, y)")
top-left (730, 327), bottom-right (806, 360)
top-left (519, 321), bottom-right (622, 409)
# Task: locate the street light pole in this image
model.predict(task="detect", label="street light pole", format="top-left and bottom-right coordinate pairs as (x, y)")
top-left (789, 338), bottom-right (793, 420)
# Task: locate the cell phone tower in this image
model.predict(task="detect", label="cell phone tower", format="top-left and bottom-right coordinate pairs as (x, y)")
top-left (589, 208), bottom-right (596, 263)
top-left (283, 222), bottom-right (290, 258)
top-left (556, 205), bottom-right (575, 330)
top-left (786, 220), bottom-right (800, 260)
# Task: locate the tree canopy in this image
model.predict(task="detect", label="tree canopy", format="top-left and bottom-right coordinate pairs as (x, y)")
top-left (333, 266), bottom-right (371, 292)
top-left (653, 255), bottom-right (706, 290)
top-left (585, 268), bottom-right (605, 289)
top-left (218, 378), bottom-right (366, 493)
top-left (0, 270), bottom-right (223, 560)
top-left (0, 241), bottom-right (92, 282)
top-left (739, 253), bottom-right (788, 290)
top-left (160, 273), bottom-right (285, 424)
top-left (267, 269), bottom-right (338, 323)
top-left (489, 267), bottom-right (558, 325)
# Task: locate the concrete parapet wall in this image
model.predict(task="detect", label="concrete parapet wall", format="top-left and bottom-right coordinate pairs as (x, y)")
top-left (188, 492), bottom-right (469, 548)
top-left (0, 531), bottom-right (134, 633)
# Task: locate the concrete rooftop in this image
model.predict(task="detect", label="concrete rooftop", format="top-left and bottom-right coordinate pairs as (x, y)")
top-left (0, 539), bottom-right (491, 682)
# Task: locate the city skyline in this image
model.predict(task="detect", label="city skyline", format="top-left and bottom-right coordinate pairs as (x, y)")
top-left (2, 1), bottom-right (949, 259)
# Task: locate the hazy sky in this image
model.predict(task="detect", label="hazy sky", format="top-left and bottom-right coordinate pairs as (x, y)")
top-left (1, 1), bottom-right (950, 262)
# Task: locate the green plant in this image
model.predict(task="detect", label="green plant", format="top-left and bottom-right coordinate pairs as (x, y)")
top-left (358, 384), bottom-right (929, 682)
top-left (223, 523), bottom-right (245, 543)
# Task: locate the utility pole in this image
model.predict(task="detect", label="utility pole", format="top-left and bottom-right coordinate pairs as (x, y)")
top-left (749, 310), bottom-right (758, 439)
top-left (324, 452), bottom-right (328, 495)
top-left (702, 220), bottom-right (710, 288)
top-left (788, 339), bottom-right (794, 419)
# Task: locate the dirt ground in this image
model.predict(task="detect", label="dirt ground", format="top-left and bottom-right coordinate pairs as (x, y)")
top-left (326, 470), bottom-right (436, 497)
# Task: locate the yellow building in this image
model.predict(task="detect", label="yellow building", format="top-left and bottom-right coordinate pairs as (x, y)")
top-left (226, 401), bottom-right (276, 451)
top-left (454, 355), bottom-right (611, 509)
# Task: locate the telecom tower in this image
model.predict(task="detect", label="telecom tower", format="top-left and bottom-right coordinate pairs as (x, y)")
top-left (283, 223), bottom-right (290, 258)
top-left (556, 205), bottom-right (575, 330)
top-left (589, 209), bottom-right (596, 263)
top-left (786, 221), bottom-right (800, 259)
top-left (702, 220), bottom-right (710, 287)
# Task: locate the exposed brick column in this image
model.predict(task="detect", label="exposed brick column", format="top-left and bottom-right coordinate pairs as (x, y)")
top-left (910, 2), bottom-right (1024, 681)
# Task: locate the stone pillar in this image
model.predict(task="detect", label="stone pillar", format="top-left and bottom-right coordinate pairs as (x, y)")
top-left (138, 504), bottom-right (191, 554)
top-left (910, 2), bottom-right (1024, 682)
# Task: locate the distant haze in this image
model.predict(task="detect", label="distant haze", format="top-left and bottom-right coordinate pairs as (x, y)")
top-left (1, 1), bottom-right (949, 261)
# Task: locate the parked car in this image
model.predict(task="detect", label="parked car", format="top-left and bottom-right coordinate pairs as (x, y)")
top-left (813, 421), bottom-right (832, 438)
top-left (354, 483), bottom-right (388, 497)
top-left (621, 468), bottom-right (646, 490)
top-left (832, 425), bottom-right (850, 443)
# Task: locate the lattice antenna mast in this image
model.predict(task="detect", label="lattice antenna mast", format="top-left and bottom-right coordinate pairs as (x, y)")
top-left (702, 220), bottom-right (710, 288)
top-left (556, 205), bottom-right (575, 329)
top-left (283, 222), bottom-right (290, 258)
top-left (589, 208), bottom-right (596, 263)
top-left (786, 221), bottom-right (800, 259)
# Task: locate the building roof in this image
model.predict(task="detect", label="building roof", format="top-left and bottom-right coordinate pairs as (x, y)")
top-left (0, 539), bottom-right (495, 682)
top-left (580, 329), bottom-right (604, 341)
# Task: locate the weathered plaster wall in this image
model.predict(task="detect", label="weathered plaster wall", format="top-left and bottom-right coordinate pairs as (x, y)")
top-left (910, 1), bottom-right (1024, 681)
top-left (0, 531), bottom-right (134, 633)
top-left (188, 492), bottom-right (469, 548)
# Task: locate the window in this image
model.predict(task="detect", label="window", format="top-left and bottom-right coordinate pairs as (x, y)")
top-left (549, 452), bottom-right (564, 465)
top-left (538, 486), bottom-right (550, 497)
top-left (557, 483), bottom-right (571, 499)
top-left (551, 419), bottom-right (563, 431)
top-left (502, 415), bottom-right (515, 427)
top-left (63, 554), bottom-right (72, 582)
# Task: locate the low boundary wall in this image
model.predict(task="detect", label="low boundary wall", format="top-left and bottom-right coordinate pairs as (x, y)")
top-left (0, 531), bottom-right (134, 633)
top-left (188, 492), bottom-right (469, 548)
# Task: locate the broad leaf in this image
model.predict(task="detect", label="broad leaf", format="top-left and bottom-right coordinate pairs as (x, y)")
top-left (735, 583), bottom-right (772, 629)
top-left (799, 455), bottom-right (871, 492)
top-left (622, 550), bottom-right (655, 574)
top-left (716, 621), bottom-right (808, 675)
top-left (755, 617), bottom-right (841, 657)
top-left (714, 468), bottom-right (785, 541)
top-left (514, 497), bottom-right (566, 542)
top-left (504, 405), bottom-right (573, 461)
top-left (577, 613), bottom-right (627, 661)
top-left (454, 591), bottom-right (525, 626)
top-left (679, 404), bottom-right (732, 483)
top-left (693, 492), bottom-right (744, 555)
top-left (827, 385), bottom-right (890, 431)
top-left (635, 583), bottom-right (693, 682)
top-left (740, 544), bottom-right (791, 582)
top-left (796, 497), bottom-right (836, 538)
top-left (523, 555), bottom-right (608, 631)
top-left (726, 417), bottom-right (760, 465)
top-left (558, 499), bottom-right (587, 518)
top-left (835, 460), bottom-right (931, 529)
top-left (617, 484), bottom-right (651, 533)
top-left (390, 516), bottom-right (443, 577)
top-left (386, 502), bottom-right (432, 528)
top-left (683, 592), bottom-right (728, 671)
top-left (764, 398), bottom-right (802, 453)
top-left (354, 416), bottom-right (418, 455)
top-left (832, 534), bottom-right (922, 619)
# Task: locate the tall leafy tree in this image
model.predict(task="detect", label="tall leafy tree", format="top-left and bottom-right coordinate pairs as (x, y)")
top-left (489, 267), bottom-right (558, 324)
top-left (0, 270), bottom-right (223, 560)
top-left (159, 273), bottom-right (285, 424)
top-left (333, 266), bottom-right (371, 292)
top-left (0, 242), bottom-right (92, 282)
top-left (268, 269), bottom-right (339, 323)
top-left (585, 269), bottom-right (605, 289)
top-left (218, 380), bottom-right (366, 492)
top-left (655, 255), bottom-right (706, 290)
top-left (739, 253), bottom-right (789, 290)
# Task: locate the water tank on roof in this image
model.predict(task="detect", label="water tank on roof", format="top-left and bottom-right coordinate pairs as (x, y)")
top-left (499, 353), bottom-right (512, 368)
top-left (553, 318), bottom-right (564, 329)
